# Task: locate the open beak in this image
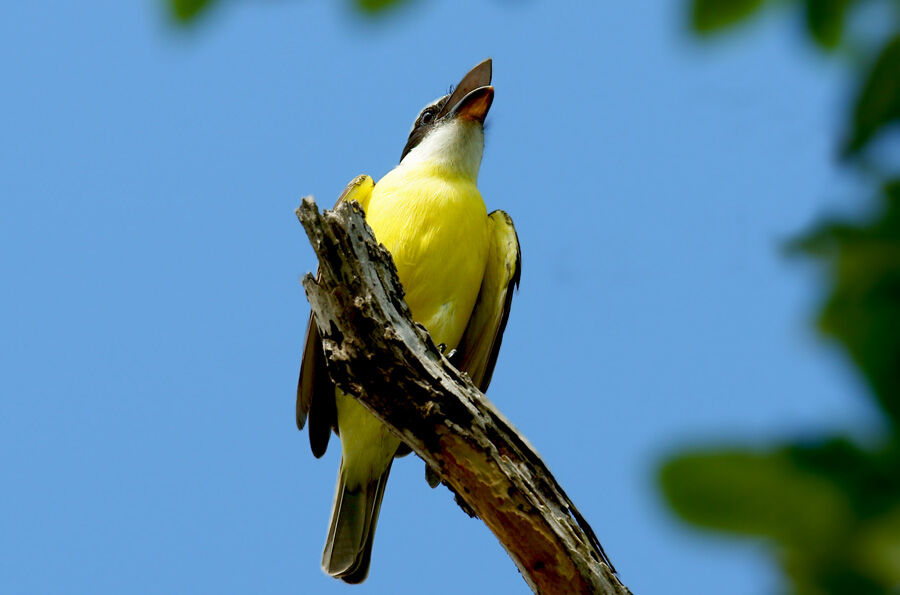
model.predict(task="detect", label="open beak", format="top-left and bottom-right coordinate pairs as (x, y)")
top-left (439, 58), bottom-right (494, 123)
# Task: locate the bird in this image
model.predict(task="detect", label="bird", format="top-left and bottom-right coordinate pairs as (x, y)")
top-left (296, 58), bottom-right (521, 584)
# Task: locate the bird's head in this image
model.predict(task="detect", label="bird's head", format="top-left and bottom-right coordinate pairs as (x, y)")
top-left (399, 59), bottom-right (493, 181)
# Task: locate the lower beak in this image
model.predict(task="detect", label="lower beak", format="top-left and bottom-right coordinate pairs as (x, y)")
top-left (448, 86), bottom-right (494, 123)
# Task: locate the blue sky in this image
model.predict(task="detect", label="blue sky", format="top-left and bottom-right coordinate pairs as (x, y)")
top-left (0, 1), bottom-right (881, 593)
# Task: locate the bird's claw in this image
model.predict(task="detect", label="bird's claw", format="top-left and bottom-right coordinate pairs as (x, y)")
top-left (436, 345), bottom-right (459, 366)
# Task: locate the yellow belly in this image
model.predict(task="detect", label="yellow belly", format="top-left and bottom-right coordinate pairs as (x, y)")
top-left (336, 164), bottom-right (490, 487)
top-left (365, 165), bottom-right (490, 348)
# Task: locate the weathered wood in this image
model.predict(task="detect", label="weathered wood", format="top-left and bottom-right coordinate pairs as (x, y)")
top-left (296, 196), bottom-right (630, 595)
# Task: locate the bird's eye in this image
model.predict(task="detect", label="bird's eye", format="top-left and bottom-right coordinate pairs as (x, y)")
top-left (421, 110), bottom-right (435, 125)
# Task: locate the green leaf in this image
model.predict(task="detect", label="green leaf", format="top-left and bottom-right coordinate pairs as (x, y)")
top-left (169, 0), bottom-right (216, 23)
top-left (805, 0), bottom-right (854, 49)
top-left (353, 0), bottom-right (409, 15)
top-left (786, 438), bottom-right (900, 518)
top-left (844, 34), bottom-right (900, 154)
top-left (659, 449), bottom-right (851, 544)
top-left (690, 0), bottom-right (767, 33)
top-left (660, 443), bottom-right (900, 592)
top-left (854, 506), bottom-right (900, 588)
top-left (792, 180), bottom-right (900, 424)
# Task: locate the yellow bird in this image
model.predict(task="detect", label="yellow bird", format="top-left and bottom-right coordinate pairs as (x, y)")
top-left (296, 59), bottom-right (521, 583)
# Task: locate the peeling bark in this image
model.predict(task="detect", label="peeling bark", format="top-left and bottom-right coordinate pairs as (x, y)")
top-left (296, 197), bottom-right (630, 595)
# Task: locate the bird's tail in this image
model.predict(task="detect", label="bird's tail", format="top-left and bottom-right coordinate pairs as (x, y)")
top-left (321, 459), bottom-right (392, 584)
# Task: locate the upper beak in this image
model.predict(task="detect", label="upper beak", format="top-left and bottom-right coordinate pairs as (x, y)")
top-left (439, 58), bottom-right (494, 123)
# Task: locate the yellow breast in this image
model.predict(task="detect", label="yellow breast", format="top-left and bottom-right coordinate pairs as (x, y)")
top-left (364, 163), bottom-right (490, 349)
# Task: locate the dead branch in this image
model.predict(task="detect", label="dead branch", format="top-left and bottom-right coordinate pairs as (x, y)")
top-left (296, 197), bottom-right (630, 595)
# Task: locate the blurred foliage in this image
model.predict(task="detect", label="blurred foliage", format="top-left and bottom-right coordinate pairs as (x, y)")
top-left (691, 0), bottom-right (858, 49)
top-left (688, 0), bottom-right (900, 156)
top-left (170, 0), bottom-right (216, 23)
top-left (662, 1), bottom-right (900, 593)
top-left (354, 0), bottom-right (410, 14)
top-left (792, 180), bottom-right (900, 423)
top-left (662, 440), bottom-right (900, 593)
top-left (805, 0), bottom-right (855, 49)
top-left (166, 0), bottom-right (408, 23)
top-left (845, 34), bottom-right (900, 155)
top-left (691, 0), bottom-right (766, 33)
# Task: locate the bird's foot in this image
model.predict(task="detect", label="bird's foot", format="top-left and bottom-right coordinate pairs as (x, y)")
top-left (436, 344), bottom-right (460, 366)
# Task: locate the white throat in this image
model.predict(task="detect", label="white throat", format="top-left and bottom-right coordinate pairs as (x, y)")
top-left (399, 119), bottom-right (484, 181)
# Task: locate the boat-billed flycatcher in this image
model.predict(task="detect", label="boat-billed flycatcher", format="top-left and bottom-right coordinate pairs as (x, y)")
top-left (296, 58), bottom-right (521, 584)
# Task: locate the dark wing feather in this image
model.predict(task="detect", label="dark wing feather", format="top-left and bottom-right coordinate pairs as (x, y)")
top-left (456, 210), bottom-right (521, 393)
top-left (297, 317), bottom-right (336, 458)
top-left (296, 175), bottom-right (375, 457)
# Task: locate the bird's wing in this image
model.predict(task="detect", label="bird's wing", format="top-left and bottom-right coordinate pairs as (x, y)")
top-left (297, 175), bottom-right (375, 458)
top-left (455, 210), bottom-right (521, 392)
top-left (334, 174), bottom-right (375, 212)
